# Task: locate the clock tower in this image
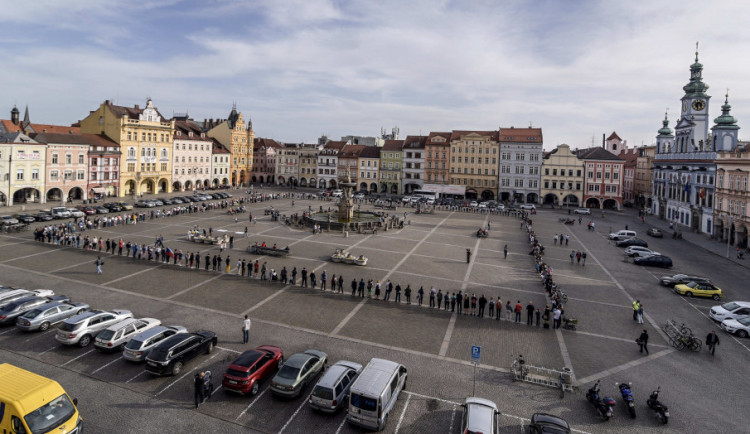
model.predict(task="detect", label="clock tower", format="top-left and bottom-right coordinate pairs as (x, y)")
top-left (675, 45), bottom-right (711, 152)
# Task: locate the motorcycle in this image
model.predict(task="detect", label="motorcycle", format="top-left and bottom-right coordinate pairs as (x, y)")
top-left (586, 380), bottom-right (616, 420)
top-left (647, 386), bottom-right (669, 424)
top-left (616, 382), bottom-right (636, 418)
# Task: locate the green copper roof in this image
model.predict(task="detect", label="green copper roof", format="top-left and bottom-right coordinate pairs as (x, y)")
top-left (683, 51), bottom-right (709, 97)
top-left (657, 112), bottom-right (673, 137)
top-left (713, 94), bottom-right (740, 129)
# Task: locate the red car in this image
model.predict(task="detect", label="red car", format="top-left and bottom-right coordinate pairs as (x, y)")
top-left (77, 206), bottom-right (97, 215)
top-left (222, 345), bottom-right (284, 395)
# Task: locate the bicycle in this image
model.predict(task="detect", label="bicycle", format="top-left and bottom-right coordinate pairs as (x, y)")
top-left (511, 354), bottom-right (528, 381)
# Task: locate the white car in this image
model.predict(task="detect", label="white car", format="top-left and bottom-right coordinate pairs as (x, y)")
top-left (401, 196), bottom-right (411, 203)
top-left (331, 190), bottom-right (343, 198)
top-left (353, 193), bottom-right (365, 199)
top-left (495, 204), bottom-right (505, 211)
top-left (520, 204), bottom-right (536, 210)
top-left (469, 201), bottom-right (479, 207)
top-left (720, 316), bottom-right (750, 338)
top-left (573, 208), bottom-right (591, 215)
top-left (67, 208), bottom-right (85, 218)
top-left (461, 397), bottom-right (500, 434)
top-left (478, 202), bottom-right (488, 209)
top-left (0, 215), bottom-right (20, 225)
top-left (426, 198), bottom-right (435, 205)
top-left (710, 301), bottom-right (750, 322)
top-left (624, 246), bottom-right (660, 258)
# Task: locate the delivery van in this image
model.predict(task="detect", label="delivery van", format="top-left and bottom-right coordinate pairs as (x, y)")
top-left (0, 363), bottom-right (82, 433)
top-left (347, 358), bottom-right (407, 431)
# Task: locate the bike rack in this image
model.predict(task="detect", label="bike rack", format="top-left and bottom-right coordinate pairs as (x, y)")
top-left (511, 357), bottom-right (575, 392)
top-left (662, 319), bottom-right (702, 352)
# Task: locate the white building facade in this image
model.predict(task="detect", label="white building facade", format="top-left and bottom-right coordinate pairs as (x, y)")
top-left (499, 127), bottom-right (543, 203)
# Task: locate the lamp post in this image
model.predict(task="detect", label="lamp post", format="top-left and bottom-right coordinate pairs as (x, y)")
top-left (726, 210), bottom-right (735, 258)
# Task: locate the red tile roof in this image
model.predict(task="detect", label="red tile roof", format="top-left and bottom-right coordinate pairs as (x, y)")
top-left (212, 140), bottom-right (230, 154)
top-left (359, 146), bottom-right (381, 158)
top-left (253, 137), bottom-right (283, 150)
top-left (426, 132), bottom-right (451, 146)
top-left (607, 131), bottom-right (622, 141)
top-left (381, 139), bottom-right (404, 151)
top-left (576, 147), bottom-right (623, 161)
top-left (0, 119), bottom-right (80, 135)
top-left (324, 140), bottom-right (346, 150)
top-left (499, 127), bottom-right (543, 143)
top-left (339, 144), bottom-right (366, 158)
top-left (31, 132), bottom-right (119, 148)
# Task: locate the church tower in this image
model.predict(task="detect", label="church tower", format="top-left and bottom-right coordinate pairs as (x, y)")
top-left (674, 44), bottom-right (711, 152)
top-left (711, 92), bottom-right (740, 152)
top-left (656, 112), bottom-right (674, 154)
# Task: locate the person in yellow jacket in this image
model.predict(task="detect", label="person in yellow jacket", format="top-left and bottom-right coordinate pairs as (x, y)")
top-left (632, 300), bottom-right (640, 321)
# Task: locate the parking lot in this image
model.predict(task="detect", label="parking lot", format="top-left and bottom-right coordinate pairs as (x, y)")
top-left (1, 190), bottom-right (749, 433)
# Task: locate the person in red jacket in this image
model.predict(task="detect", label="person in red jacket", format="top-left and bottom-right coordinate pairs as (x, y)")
top-left (514, 301), bottom-right (523, 323)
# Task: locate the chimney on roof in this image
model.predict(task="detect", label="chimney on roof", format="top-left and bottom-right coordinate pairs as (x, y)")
top-left (135, 104), bottom-right (140, 110)
top-left (510, 126), bottom-right (514, 129)
top-left (42, 129), bottom-right (47, 133)
top-left (104, 100), bottom-right (110, 105)
top-left (203, 119), bottom-right (207, 129)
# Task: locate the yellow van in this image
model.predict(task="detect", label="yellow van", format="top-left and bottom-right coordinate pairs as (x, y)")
top-left (0, 363), bottom-right (82, 433)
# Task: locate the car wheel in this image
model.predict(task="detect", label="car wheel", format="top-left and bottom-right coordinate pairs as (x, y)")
top-left (39, 322), bottom-right (50, 332)
top-left (79, 335), bottom-right (92, 347)
top-left (172, 361), bottom-right (184, 376)
top-left (712, 294), bottom-right (721, 301)
top-left (685, 292), bottom-right (693, 298)
top-left (206, 341), bottom-right (214, 354)
top-left (250, 381), bottom-right (259, 396)
top-left (738, 330), bottom-right (748, 338)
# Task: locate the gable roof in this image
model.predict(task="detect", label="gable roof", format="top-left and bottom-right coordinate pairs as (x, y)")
top-left (174, 120), bottom-right (211, 140)
top-left (382, 139), bottom-right (404, 151)
top-left (499, 127), bottom-right (543, 143)
top-left (0, 132), bottom-right (38, 144)
top-left (324, 140), bottom-right (346, 150)
top-left (339, 144), bottom-right (366, 158)
top-left (402, 135), bottom-right (427, 149)
top-left (449, 130), bottom-right (499, 141)
top-left (212, 140), bottom-right (230, 154)
top-left (575, 147), bottom-right (624, 161)
top-left (253, 137), bottom-right (283, 150)
top-left (104, 100), bottom-right (167, 122)
top-left (426, 132), bottom-right (451, 146)
top-left (359, 146), bottom-right (381, 159)
top-left (0, 119), bottom-right (80, 135)
top-left (607, 131), bottom-right (622, 141)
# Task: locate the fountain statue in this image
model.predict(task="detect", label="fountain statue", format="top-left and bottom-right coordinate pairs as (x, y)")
top-left (338, 166), bottom-right (356, 223)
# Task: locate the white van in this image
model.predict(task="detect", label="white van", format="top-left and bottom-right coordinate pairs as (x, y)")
top-left (50, 207), bottom-right (72, 219)
top-left (331, 190), bottom-right (343, 198)
top-left (347, 358), bottom-right (407, 431)
top-left (609, 230), bottom-right (637, 241)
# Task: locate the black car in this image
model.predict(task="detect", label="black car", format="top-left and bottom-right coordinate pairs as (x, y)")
top-left (145, 331), bottom-right (217, 376)
top-left (14, 214), bottom-right (36, 224)
top-left (103, 203), bottom-right (123, 212)
top-left (634, 255), bottom-right (673, 268)
top-left (529, 412), bottom-right (571, 434)
top-left (33, 212), bottom-right (54, 222)
top-left (659, 274), bottom-right (711, 287)
top-left (615, 238), bottom-right (648, 248)
top-left (0, 295), bottom-right (69, 325)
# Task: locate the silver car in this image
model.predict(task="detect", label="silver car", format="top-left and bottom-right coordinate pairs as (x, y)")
top-left (94, 318), bottom-right (162, 352)
top-left (0, 295), bottom-right (69, 325)
top-left (16, 302), bottom-right (90, 332)
top-left (123, 325), bottom-right (188, 362)
top-left (55, 309), bottom-right (133, 347)
top-left (0, 289), bottom-right (55, 306)
top-left (461, 397), bottom-right (500, 434)
top-left (309, 360), bottom-right (362, 413)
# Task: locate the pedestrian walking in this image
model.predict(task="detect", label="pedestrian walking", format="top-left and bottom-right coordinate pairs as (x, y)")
top-left (565, 235), bottom-right (569, 245)
top-left (638, 329), bottom-right (649, 355)
top-left (514, 301), bottom-right (523, 323)
top-left (95, 256), bottom-right (104, 274)
top-left (706, 331), bottom-right (720, 356)
top-left (242, 315), bottom-right (251, 344)
top-left (503, 244), bottom-right (508, 259)
top-left (637, 304), bottom-right (644, 324)
top-left (194, 372), bottom-right (206, 408)
top-left (632, 300), bottom-right (640, 321)
top-left (570, 250), bottom-right (575, 263)
top-left (526, 301), bottom-right (535, 325)
top-left (466, 248), bottom-right (472, 263)
top-left (581, 252), bottom-right (587, 265)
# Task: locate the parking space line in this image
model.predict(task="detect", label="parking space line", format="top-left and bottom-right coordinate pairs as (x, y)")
top-left (332, 212), bottom-right (455, 335)
top-left (21, 330), bottom-right (51, 344)
top-left (125, 370), bottom-right (148, 383)
top-left (51, 258), bottom-right (100, 273)
top-left (39, 346), bottom-right (57, 356)
top-left (448, 404), bottom-right (457, 434)
top-left (61, 349), bottom-right (95, 366)
top-left (92, 356), bottom-right (124, 374)
top-left (216, 345), bottom-right (241, 354)
top-left (155, 351), bottom-right (222, 397)
top-left (334, 417), bottom-right (348, 434)
top-left (1, 247), bottom-right (61, 263)
top-left (555, 328), bottom-right (576, 383)
top-left (235, 385), bottom-right (270, 420)
top-left (278, 395), bottom-right (311, 434)
top-left (0, 328), bottom-right (17, 336)
top-left (211, 384), bottom-right (222, 396)
top-left (166, 273), bottom-right (224, 300)
top-left (574, 348), bottom-right (675, 385)
top-left (394, 392), bottom-right (411, 434)
top-left (103, 265), bottom-right (163, 285)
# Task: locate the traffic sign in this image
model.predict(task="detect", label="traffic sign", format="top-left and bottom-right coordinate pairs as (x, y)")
top-left (471, 345), bottom-right (481, 363)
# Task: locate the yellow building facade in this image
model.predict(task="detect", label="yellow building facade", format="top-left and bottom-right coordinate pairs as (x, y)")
top-left (449, 131), bottom-right (499, 200)
top-left (207, 107), bottom-right (254, 187)
top-left (540, 144), bottom-right (584, 207)
top-left (80, 99), bottom-right (175, 197)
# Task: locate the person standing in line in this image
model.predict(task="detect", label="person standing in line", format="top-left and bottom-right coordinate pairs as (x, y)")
top-left (394, 284), bottom-right (402, 303)
top-left (637, 303), bottom-right (644, 324)
top-left (503, 244), bottom-right (508, 259)
top-left (463, 293), bottom-right (470, 315)
top-left (301, 267), bottom-right (308, 287)
top-left (241, 259), bottom-right (247, 277)
top-left (443, 292), bottom-right (450, 310)
top-left (581, 252), bottom-right (587, 266)
top-left (553, 235), bottom-right (558, 245)
top-left (535, 308), bottom-right (541, 327)
top-left (330, 274), bottom-right (336, 292)
top-left (242, 315), bottom-right (251, 344)
top-left (436, 290), bottom-right (443, 309)
top-left (236, 258), bottom-right (242, 275)
top-left (417, 286), bottom-right (424, 306)
top-left (337, 275), bottom-right (344, 293)
top-left (553, 307), bottom-right (562, 329)
top-left (291, 267), bottom-right (297, 285)
top-left (229, 235), bottom-right (234, 249)
top-left (706, 331), bottom-right (720, 356)
top-left (405, 285), bottom-right (412, 304)
top-left (466, 248), bottom-right (471, 263)
top-left (225, 257), bottom-right (232, 273)
top-left (506, 300), bottom-right (513, 320)
top-left (95, 256), bottom-right (104, 274)
top-left (456, 292), bottom-right (463, 314)
top-left (514, 301), bottom-right (523, 323)
top-left (205, 253), bottom-right (211, 271)
top-left (261, 262), bottom-right (267, 280)
top-left (565, 234), bottom-right (569, 245)
top-left (470, 294), bottom-right (478, 316)
top-left (638, 329), bottom-right (649, 355)
top-left (194, 372), bottom-right (205, 409)
top-left (570, 250), bottom-right (575, 263)
top-left (350, 278), bottom-right (357, 296)
top-left (374, 280), bottom-right (381, 299)
top-left (451, 293), bottom-right (457, 312)
top-left (495, 297), bottom-right (501, 321)
top-left (542, 305), bottom-right (550, 328)
top-left (320, 270), bottom-right (327, 291)
top-left (310, 270), bottom-right (317, 289)
top-left (358, 278), bottom-right (366, 298)
top-left (478, 294), bottom-right (487, 318)
top-left (526, 301), bottom-right (535, 326)
top-left (429, 286), bottom-right (436, 308)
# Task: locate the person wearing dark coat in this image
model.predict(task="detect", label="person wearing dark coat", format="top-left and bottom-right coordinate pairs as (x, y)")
top-left (638, 329), bottom-right (649, 355)
top-left (706, 331), bottom-right (720, 356)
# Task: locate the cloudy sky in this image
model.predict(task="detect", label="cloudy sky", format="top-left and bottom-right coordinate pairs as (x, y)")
top-left (1, 0), bottom-right (749, 149)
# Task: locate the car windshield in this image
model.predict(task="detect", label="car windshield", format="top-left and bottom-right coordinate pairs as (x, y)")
top-left (350, 393), bottom-right (378, 411)
top-left (59, 321), bottom-right (81, 332)
top-left (721, 302), bottom-right (740, 311)
top-left (277, 365), bottom-right (301, 380)
top-left (686, 281), bottom-right (698, 288)
top-left (738, 317), bottom-right (750, 326)
top-left (312, 386), bottom-right (334, 400)
top-left (24, 393), bottom-right (76, 433)
top-left (23, 309), bottom-right (44, 319)
top-left (97, 330), bottom-right (115, 341)
top-left (125, 339), bottom-right (144, 350)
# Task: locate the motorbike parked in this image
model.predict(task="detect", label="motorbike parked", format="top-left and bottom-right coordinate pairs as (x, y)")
top-left (585, 380), bottom-right (616, 420)
top-left (616, 382), bottom-right (636, 418)
top-left (647, 386), bottom-right (669, 424)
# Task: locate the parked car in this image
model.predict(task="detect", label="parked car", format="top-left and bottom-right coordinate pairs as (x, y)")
top-left (145, 330), bottom-right (217, 376)
top-left (609, 230), bottom-right (637, 241)
top-left (123, 325), bottom-right (188, 362)
top-left (152, 199), bottom-right (165, 206)
top-left (674, 281), bottom-right (722, 300)
top-left (118, 201), bottom-right (134, 210)
top-left (66, 208), bottom-right (85, 218)
top-left (573, 208), bottom-right (591, 215)
top-left (103, 203), bottom-right (122, 212)
top-left (270, 349), bottom-right (328, 398)
top-left (616, 238), bottom-right (648, 248)
top-left (309, 360), bottom-right (362, 413)
top-left (50, 207), bottom-right (72, 219)
top-left (135, 200), bottom-right (153, 208)
top-left (710, 301), bottom-right (750, 323)
top-left (469, 201), bottom-right (479, 207)
top-left (222, 345), bottom-right (285, 395)
top-left (94, 318), bottom-right (162, 352)
top-left (161, 198), bottom-right (174, 205)
top-left (93, 206), bottom-right (110, 214)
top-left (660, 274), bottom-right (711, 288)
top-left (76, 206), bottom-right (96, 216)
top-left (353, 193), bottom-right (365, 200)
top-left (55, 309), bottom-right (133, 347)
top-left (0, 289), bottom-right (55, 307)
top-left (646, 227), bottom-right (664, 238)
top-left (16, 302), bottom-right (90, 332)
top-left (720, 316), bottom-right (750, 338)
top-left (520, 204), bottom-right (536, 210)
top-left (624, 246), bottom-right (660, 257)
top-left (461, 397), bottom-right (500, 434)
top-left (633, 254), bottom-right (673, 268)
top-left (33, 211), bottom-right (55, 221)
top-left (0, 295), bottom-right (70, 325)
top-left (529, 412), bottom-right (570, 434)
top-left (0, 215), bottom-right (20, 226)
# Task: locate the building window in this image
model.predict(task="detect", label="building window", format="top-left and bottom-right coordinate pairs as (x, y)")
top-left (78, 154), bottom-right (84, 164)
top-left (50, 170), bottom-right (59, 181)
top-left (66, 154), bottom-right (72, 164)
top-left (31, 169), bottom-right (39, 180)
top-left (51, 153), bottom-right (58, 164)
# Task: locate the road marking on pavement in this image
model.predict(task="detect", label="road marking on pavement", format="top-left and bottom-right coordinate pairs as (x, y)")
top-left (448, 404), bottom-right (457, 434)
top-left (166, 273), bottom-right (224, 300)
top-left (125, 370), bottom-right (148, 383)
top-left (573, 330), bottom-right (669, 348)
top-left (394, 392), bottom-right (411, 434)
top-left (155, 351), bottom-right (222, 397)
top-left (38, 346), bottom-right (57, 356)
top-left (555, 328), bottom-right (576, 383)
top-left (92, 356), bottom-right (124, 374)
top-left (103, 264), bottom-right (163, 285)
top-left (0, 328), bottom-right (17, 336)
top-left (236, 385), bottom-right (270, 420)
top-left (278, 394), bottom-right (311, 434)
top-left (334, 417), bottom-right (348, 434)
top-left (21, 330), bottom-right (51, 344)
top-left (61, 349), bottom-right (95, 366)
top-left (439, 215), bottom-right (487, 357)
top-left (331, 212), bottom-right (456, 335)
top-left (574, 348), bottom-right (675, 385)
top-left (51, 258), bottom-right (101, 273)
top-left (0, 247), bottom-right (60, 263)
top-left (678, 295), bottom-right (750, 354)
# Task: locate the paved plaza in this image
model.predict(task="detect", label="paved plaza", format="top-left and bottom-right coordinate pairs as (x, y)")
top-left (1, 189), bottom-right (749, 433)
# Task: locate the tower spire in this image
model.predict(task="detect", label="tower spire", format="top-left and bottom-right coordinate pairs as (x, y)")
top-left (695, 41), bottom-right (699, 62)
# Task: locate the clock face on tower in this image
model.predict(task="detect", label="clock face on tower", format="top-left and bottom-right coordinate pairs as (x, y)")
top-left (692, 99), bottom-right (706, 111)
